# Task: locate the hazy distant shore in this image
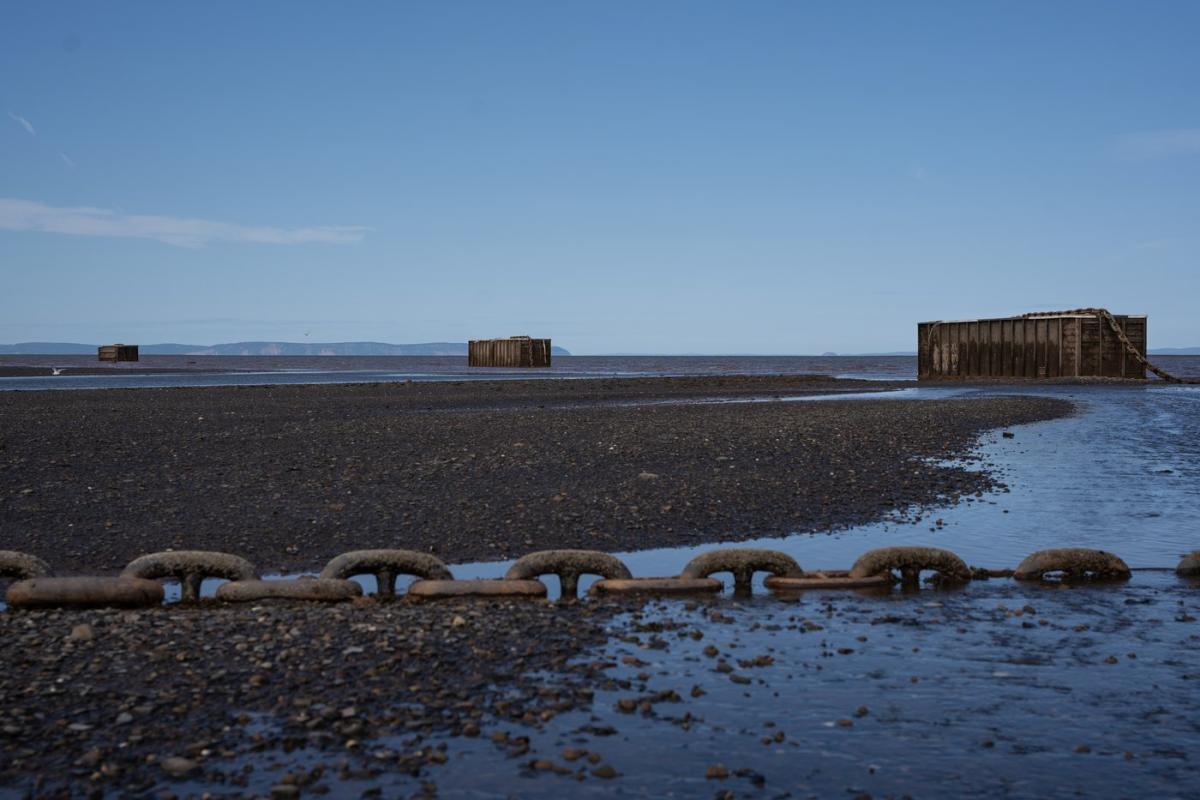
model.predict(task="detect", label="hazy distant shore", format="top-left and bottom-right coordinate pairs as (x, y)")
top-left (0, 376), bottom-right (1070, 575)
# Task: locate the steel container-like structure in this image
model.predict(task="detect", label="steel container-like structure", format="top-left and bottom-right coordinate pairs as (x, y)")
top-left (918, 313), bottom-right (1146, 380)
top-left (468, 336), bottom-right (552, 368)
top-left (98, 344), bottom-right (139, 362)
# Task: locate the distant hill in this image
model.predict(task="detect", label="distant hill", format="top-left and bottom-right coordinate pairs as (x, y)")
top-left (0, 341), bottom-right (572, 356)
top-left (1149, 347), bottom-right (1200, 356)
top-left (0, 342), bottom-right (99, 355)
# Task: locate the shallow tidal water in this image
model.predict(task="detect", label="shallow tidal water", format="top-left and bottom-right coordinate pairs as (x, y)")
top-left (2, 353), bottom-right (1197, 391)
top-left (0, 354), bottom-right (918, 390)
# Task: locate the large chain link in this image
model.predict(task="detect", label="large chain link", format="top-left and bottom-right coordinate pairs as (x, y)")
top-left (5, 545), bottom-right (1198, 609)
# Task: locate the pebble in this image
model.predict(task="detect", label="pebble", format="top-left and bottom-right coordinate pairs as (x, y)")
top-left (160, 757), bottom-right (198, 778)
top-left (68, 624), bottom-right (94, 642)
top-left (706, 763), bottom-right (730, 780)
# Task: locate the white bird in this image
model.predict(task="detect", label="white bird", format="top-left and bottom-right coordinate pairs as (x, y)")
top-left (50, 367), bottom-right (64, 375)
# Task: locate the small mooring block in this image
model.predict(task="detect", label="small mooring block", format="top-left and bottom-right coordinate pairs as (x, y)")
top-left (98, 344), bottom-right (139, 362)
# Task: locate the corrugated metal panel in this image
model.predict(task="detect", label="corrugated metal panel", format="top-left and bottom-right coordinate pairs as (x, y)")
top-left (468, 337), bottom-right (552, 368)
top-left (98, 344), bottom-right (139, 362)
top-left (918, 313), bottom-right (1146, 381)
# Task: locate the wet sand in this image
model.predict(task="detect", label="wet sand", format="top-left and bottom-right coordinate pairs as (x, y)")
top-left (0, 377), bottom-right (1069, 575)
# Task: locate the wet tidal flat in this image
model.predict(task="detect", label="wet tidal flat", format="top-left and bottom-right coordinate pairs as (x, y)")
top-left (7, 377), bottom-right (1194, 798)
top-left (1, 576), bottom-right (1198, 798)
top-left (0, 378), bottom-right (1068, 575)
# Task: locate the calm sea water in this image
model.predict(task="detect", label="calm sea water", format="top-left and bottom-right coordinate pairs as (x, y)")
top-left (1, 354), bottom-right (1198, 390)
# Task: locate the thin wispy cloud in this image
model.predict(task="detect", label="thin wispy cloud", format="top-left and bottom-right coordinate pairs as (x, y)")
top-left (0, 198), bottom-right (370, 248)
top-left (7, 111), bottom-right (36, 135)
top-left (1115, 129), bottom-right (1200, 160)
top-left (59, 153), bottom-right (75, 168)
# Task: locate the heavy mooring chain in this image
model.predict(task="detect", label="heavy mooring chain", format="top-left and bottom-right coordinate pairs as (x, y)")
top-left (2, 545), bottom-right (1198, 609)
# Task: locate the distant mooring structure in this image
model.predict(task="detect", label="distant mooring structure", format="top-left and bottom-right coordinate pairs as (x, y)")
top-left (98, 344), bottom-right (139, 363)
top-left (468, 336), bottom-right (552, 368)
top-left (918, 309), bottom-right (1148, 381)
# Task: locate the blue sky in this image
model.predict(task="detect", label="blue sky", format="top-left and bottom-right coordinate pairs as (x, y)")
top-left (2, 1), bottom-right (1198, 354)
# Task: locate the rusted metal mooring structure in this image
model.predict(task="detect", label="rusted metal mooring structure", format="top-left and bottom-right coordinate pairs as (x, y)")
top-left (468, 336), bottom-right (551, 368)
top-left (918, 310), bottom-right (1147, 381)
top-left (98, 344), bottom-right (139, 362)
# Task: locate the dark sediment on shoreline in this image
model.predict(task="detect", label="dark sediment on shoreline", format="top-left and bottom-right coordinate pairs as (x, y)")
top-left (0, 599), bottom-right (617, 797)
top-left (3, 578), bottom-right (1196, 798)
top-left (0, 377), bottom-right (1071, 575)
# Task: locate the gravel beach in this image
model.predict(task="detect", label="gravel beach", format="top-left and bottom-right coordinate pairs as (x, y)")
top-left (3, 579), bottom-right (1196, 799)
top-left (1, 376), bottom-right (1163, 800)
top-left (0, 599), bottom-right (617, 798)
top-left (0, 377), bottom-right (1070, 575)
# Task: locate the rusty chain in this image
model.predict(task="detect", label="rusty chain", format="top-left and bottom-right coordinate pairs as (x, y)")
top-left (2, 545), bottom-right (1197, 609)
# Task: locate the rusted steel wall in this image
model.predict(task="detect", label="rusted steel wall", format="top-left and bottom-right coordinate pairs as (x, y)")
top-left (468, 337), bottom-right (551, 368)
top-left (97, 344), bottom-right (139, 362)
top-left (918, 315), bottom-right (1146, 381)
